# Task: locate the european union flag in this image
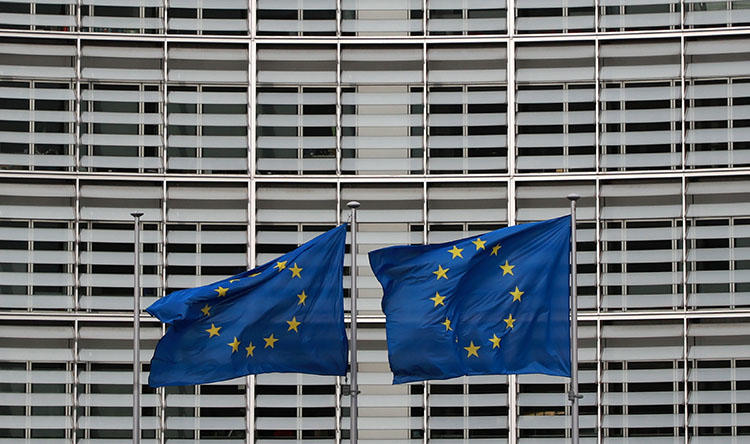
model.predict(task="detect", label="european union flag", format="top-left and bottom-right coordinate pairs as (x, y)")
top-left (369, 216), bottom-right (571, 384)
top-left (147, 224), bottom-right (348, 387)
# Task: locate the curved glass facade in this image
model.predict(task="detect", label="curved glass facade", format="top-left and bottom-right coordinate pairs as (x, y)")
top-left (1, 2), bottom-right (750, 443)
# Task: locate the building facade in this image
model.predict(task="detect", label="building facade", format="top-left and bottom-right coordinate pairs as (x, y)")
top-left (1, 1), bottom-right (750, 443)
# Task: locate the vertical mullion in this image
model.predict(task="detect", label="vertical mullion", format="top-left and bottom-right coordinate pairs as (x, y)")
top-left (75, 38), bottom-right (81, 173)
top-left (422, 42), bottom-right (428, 175)
top-left (680, 34), bottom-right (686, 172)
top-left (595, 177), bottom-right (602, 444)
top-left (162, 40), bottom-right (168, 174)
top-left (71, 166), bottom-right (80, 441)
top-left (681, 174), bottom-right (689, 444)
top-left (595, 37), bottom-right (600, 174)
top-left (422, 0), bottom-right (428, 175)
top-left (336, 40), bottom-right (342, 176)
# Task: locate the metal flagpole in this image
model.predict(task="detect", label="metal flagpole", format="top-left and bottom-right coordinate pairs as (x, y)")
top-left (131, 212), bottom-right (143, 444)
top-left (347, 201), bottom-right (360, 444)
top-left (566, 195), bottom-right (582, 444)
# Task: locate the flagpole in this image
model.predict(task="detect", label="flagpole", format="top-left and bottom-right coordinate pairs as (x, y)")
top-left (347, 201), bottom-right (360, 444)
top-left (566, 195), bottom-right (581, 444)
top-left (131, 212), bottom-right (143, 444)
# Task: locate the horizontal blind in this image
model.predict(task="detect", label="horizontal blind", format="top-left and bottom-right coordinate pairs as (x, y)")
top-left (686, 36), bottom-right (750, 78)
top-left (599, 0), bottom-right (680, 31)
top-left (168, 44), bottom-right (248, 84)
top-left (516, 43), bottom-right (595, 83)
top-left (0, 80), bottom-right (75, 171)
top-left (515, 0), bottom-right (595, 33)
top-left (601, 39), bottom-right (681, 81)
top-left (0, 323), bottom-right (74, 439)
top-left (341, 0), bottom-right (423, 36)
top-left (0, 40), bottom-right (75, 80)
top-left (516, 84), bottom-right (596, 172)
top-left (0, 0), bottom-right (75, 32)
top-left (0, 181), bottom-right (76, 312)
top-left (687, 319), bottom-right (750, 433)
top-left (341, 86), bottom-right (423, 174)
top-left (256, 87), bottom-right (337, 174)
top-left (167, 86), bottom-right (248, 173)
top-left (342, 46), bottom-right (422, 85)
top-left (427, 0), bottom-right (506, 35)
top-left (0, 219), bottom-right (75, 310)
top-left (428, 375), bottom-right (509, 441)
top-left (687, 178), bottom-right (750, 310)
top-left (79, 182), bottom-right (162, 310)
top-left (81, 42), bottom-right (162, 82)
top-left (78, 323), bottom-right (161, 440)
top-left (257, 45), bottom-right (337, 84)
top-left (686, 0), bottom-right (750, 28)
top-left (686, 79), bottom-right (750, 168)
top-left (600, 180), bottom-right (682, 310)
top-left (81, 0), bottom-right (163, 34)
top-left (427, 183), bottom-right (507, 225)
top-left (600, 82), bottom-right (682, 171)
top-left (428, 44), bottom-right (506, 84)
top-left (257, 0), bottom-right (336, 36)
top-left (602, 321), bottom-right (684, 436)
top-left (81, 83), bottom-right (163, 173)
top-left (167, 0), bottom-right (248, 35)
top-left (427, 86), bottom-right (507, 174)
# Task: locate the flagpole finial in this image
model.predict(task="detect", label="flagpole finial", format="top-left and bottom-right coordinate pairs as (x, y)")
top-left (347, 201), bottom-right (361, 209)
top-left (567, 194), bottom-right (580, 202)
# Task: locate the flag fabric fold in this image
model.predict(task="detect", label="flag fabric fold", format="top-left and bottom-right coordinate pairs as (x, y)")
top-left (369, 216), bottom-right (571, 384)
top-left (147, 224), bottom-right (349, 387)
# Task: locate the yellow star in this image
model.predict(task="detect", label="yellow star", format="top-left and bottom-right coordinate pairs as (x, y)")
top-left (200, 304), bottom-right (211, 316)
top-left (274, 261), bottom-right (287, 271)
top-left (250, 272), bottom-right (261, 277)
top-left (489, 334), bottom-right (501, 349)
top-left (214, 286), bottom-right (228, 297)
top-left (264, 333), bottom-right (279, 348)
top-left (433, 264), bottom-right (449, 280)
top-left (205, 323), bottom-right (221, 338)
top-left (441, 317), bottom-right (453, 331)
top-left (287, 316), bottom-right (301, 332)
top-left (430, 291), bottom-right (446, 307)
top-left (504, 314), bottom-right (516, 329)
top-left (245, 342), bottom-right (256, 357)
top-left (500, 260), bottom-right (515, 276)
top-left (297, 290), bottom-right (308, 305)
top-left (229, 279), bottom-right (240, 283)
top-left (491, 244), bottom-right (501, 256)
top-left (448, 245), bottom-right (464, 259)
top-left (289, 263), bottom-right (303, 279)
top-left (464, 341), bottom-right (480, 358)
top-left (227, 337), bottom-right (240, 353)
top-left (472, 237), bottom-right (486, 250)
top-left (510, 286), bottom-right (524, 302)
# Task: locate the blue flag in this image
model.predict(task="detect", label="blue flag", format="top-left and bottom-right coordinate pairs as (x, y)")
top-left (147, 224), bottom-right (349, 387)
top-left (369, 216), bottom-right (571, 384)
